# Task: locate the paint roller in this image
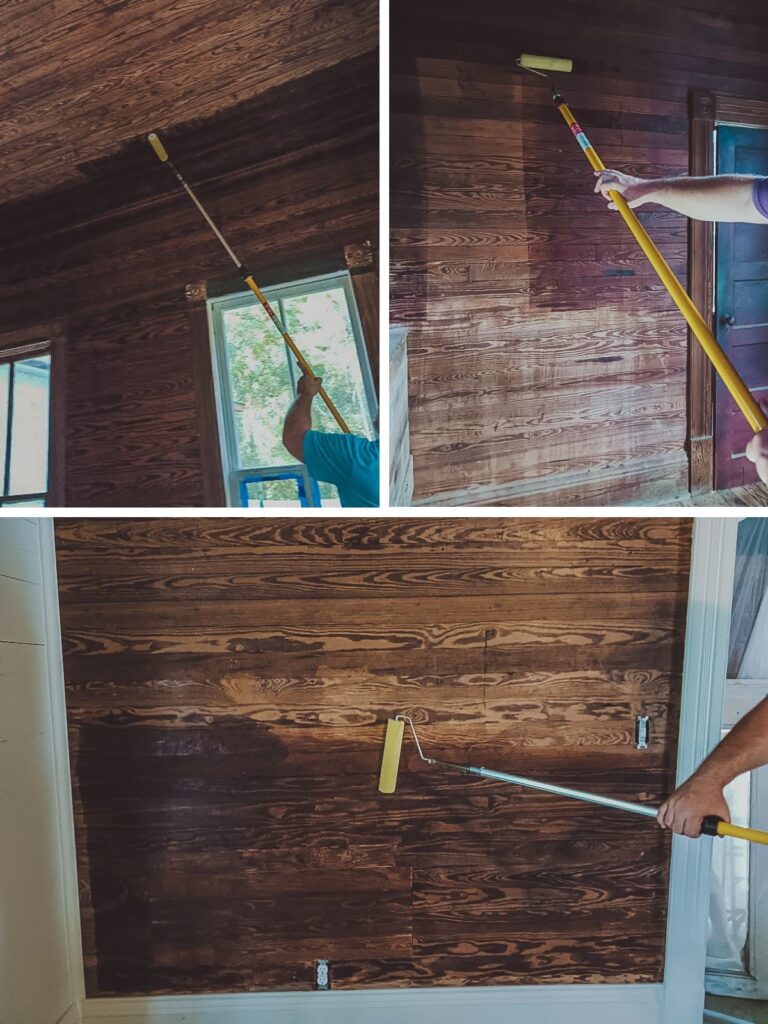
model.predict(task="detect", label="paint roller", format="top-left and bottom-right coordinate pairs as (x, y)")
top-left (379, 715), bottom-right (768, 847)
top-left (146, 131), bottom-right (350, 433)
top-left (514, 54), bottom-right (768, 435)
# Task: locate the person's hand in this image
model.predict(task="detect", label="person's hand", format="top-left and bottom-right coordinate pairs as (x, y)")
top-left (594, 169), bottom-right (655, 210)
top-left (657, 772), bottom-right (731, 838)
top-left (296, 371), bottom-right (322, 397)
top-left (746, 404), bottom-right (768, 485)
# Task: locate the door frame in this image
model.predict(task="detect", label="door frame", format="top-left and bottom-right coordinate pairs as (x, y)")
top-left (662, 516), bottom-right (739, 1023)
top-left (688, 91), bottom-right (768, 495)
top-left (42, 517), bottom-right (739, 1024)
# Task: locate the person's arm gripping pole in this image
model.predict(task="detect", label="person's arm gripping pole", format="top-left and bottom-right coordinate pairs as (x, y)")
top-left (552, 94), bottom-right (768, 434)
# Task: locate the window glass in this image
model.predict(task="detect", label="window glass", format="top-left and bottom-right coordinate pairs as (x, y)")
top-left (9, 355), bottom-right (50, 496)
top-left (221, 306), bottom-right (293, 470)
top-left (241, 477), bottom-right (303, 508)
top-left (282, 287), bottom-right (373, 439)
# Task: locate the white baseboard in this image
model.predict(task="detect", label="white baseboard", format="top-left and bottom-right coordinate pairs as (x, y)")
top-left (81, 984), bottom-right (663, 1024)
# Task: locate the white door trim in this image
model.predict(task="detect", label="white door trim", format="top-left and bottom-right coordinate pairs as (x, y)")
top-left (40, 520), bottom-right (86, 1017)
top-left (662, 517), bottom-right (740, 1024)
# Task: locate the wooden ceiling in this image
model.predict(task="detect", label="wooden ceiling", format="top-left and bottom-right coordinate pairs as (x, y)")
top-left (0, 0), bottom-right (378, 206)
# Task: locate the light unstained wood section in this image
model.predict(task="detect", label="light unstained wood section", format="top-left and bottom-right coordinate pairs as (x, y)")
top-left (56, 517), bottom-right (692, 995)
top-left (0, 0), bottom-right (378, 205)
top-left (0, 50), bottom-right (378, 506)
top-left (390, 0), bottom-right (768, 505)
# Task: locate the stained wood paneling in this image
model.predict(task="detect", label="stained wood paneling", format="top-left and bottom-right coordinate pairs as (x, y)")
top-left (0, 42), bottom-right (378, 507)
top-left (390, 0), bottom-right (768, 505)
top-left (57, 516), bottom-right (692, 995)
top-left (0, 0), bottom-right (378, 206)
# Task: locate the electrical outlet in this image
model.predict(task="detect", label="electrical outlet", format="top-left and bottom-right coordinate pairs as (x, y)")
top-left (316, 959), bottom-right (330, 990)
top-left (635, 715), bottom-right (650, 749)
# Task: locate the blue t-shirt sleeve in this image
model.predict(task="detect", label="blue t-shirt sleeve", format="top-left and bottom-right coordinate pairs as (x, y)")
top-left (302, 431), bottom-right (380, 507)
top-left (753, 178), bottom-right (768, 219)
top-left (302, 430), bottom-right (359, 487)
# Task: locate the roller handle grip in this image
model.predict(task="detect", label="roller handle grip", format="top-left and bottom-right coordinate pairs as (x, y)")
top-left (701, 815), bottom-right (724, 836)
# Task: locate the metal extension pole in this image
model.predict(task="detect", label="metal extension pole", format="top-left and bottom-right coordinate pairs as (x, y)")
top-left (395, 716), bottom-right (768, 846)
top-left (551, 95), bottom-right (768, 434)
top-left (147, 132), bottom-right (350, 433)
top-left (461, 763), bottom-right (658, 818)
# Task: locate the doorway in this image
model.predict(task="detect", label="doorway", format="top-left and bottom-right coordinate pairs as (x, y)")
top-left (714, 125), bottom-right (768, 491)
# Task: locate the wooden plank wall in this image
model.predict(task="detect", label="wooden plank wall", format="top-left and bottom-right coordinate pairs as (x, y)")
top-left (0, 52), bottom-right (377, 507)
top-left (390, 0), bottom-right (768, 505)
top-left (0, 0), bottom-right (378, 206)
top-left (56, 517), bottom-right (692, 996)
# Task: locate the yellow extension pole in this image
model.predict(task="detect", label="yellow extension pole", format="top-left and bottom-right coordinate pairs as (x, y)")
top-left (715, 820), bottom-right (768, 846)
top-left (554, 98), bottom-right (768, 434)
top-left (146, 132), bottom-right (350, 434)
top-left (240, 274), bottom-right (350, 433)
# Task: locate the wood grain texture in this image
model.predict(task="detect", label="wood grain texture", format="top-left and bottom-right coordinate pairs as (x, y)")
top-left (57, 517), bottom-right (692, 995)
top-left (390, 0), bottom-right (768, 505)
top-left (0, 0), bottom-right (378, 206)
top-left (0, 43), bottom-right (378, 506)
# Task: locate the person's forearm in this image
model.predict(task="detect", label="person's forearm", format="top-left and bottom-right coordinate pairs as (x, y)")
top-left (282, 393), bottom-right (314, 460)
top-left (637, 174), bottom-right (759, 222)
top-left (693, 698), bottom-right (768, 786)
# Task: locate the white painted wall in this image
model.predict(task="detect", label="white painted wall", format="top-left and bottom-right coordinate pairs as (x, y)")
top-left (0, 518), bottom-right (79, 1024)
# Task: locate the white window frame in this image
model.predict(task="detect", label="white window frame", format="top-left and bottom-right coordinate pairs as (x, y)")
top-left (207, 269), bottom-right (377, 507)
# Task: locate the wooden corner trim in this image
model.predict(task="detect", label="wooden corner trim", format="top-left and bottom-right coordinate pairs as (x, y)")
top-left (690, 89), bottom-right (716, 121)
top-left (186, 281), bottom-right (208, 303)
top-left (344, 240), bottom-right (375, 271)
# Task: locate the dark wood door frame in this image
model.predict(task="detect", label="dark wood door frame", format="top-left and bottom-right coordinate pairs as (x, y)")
top-left (185, 281), bottom-right (227, 508)
top-left (688, 90), bottom-right (768, 495)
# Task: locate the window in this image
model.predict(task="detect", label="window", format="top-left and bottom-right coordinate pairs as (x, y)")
top-left (209, 271), bottom-right (377, 507)
top-left (0, 341), bottom-right (54, 507)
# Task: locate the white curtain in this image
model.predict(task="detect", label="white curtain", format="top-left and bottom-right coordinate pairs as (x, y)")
top-left (707, 768), bottom-right (751, 975)
top-left (728, 519), bottom-right (768, 679)
top-left (707, 518), bottom-right (768, 984)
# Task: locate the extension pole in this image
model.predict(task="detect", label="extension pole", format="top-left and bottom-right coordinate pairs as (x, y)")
top-left (147, 132), bottom-right (350, 433)
top-left (552, 96), bottom-right (768, 434)
top-left (455, 762), bottom-right (768, 845)
top-left (384, 717), bottom-right (768, 847)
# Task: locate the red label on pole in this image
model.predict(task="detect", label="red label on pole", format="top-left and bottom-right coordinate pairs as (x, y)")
top-left (570, 122), bottom-right (582, 136)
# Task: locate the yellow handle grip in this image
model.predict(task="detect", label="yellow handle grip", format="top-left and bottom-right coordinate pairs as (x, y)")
top-left (556, 101), bottom-right (768, 434)
top-left (147, 132), bottom-right (169, 162)
top-left (717, 821), bottom-right (768, 846)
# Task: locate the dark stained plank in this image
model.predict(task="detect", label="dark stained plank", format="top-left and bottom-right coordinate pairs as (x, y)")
top-left (0, 0), bottom-right (378, 206)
